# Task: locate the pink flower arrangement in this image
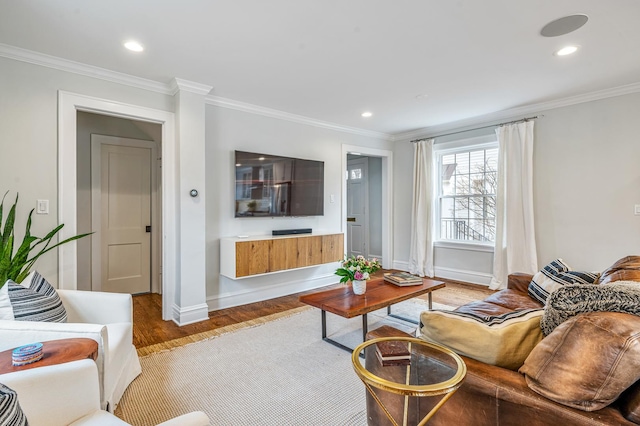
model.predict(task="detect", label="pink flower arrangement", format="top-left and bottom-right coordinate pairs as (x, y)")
top-left (335, 255), bottom-right (382, 284)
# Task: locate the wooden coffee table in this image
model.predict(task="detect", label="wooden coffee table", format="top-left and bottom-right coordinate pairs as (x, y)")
top-left (299, 277), bottom-right (445, 353)
top-left (0, 338), bottom-right (99, 374)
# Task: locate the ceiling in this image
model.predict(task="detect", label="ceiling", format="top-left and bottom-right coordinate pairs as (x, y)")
top-left (1, 1), bottom-right (639, 136)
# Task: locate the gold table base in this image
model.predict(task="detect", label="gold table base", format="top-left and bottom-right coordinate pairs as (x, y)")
top-left (352, 337), bottom-right (467, 426)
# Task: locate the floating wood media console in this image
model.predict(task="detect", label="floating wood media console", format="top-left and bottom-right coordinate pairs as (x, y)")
top-left (220, 233), bottom-right (344, 279)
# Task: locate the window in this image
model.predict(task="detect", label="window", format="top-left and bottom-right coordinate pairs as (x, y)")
top-left (437, 143), bottom-right (498, 244)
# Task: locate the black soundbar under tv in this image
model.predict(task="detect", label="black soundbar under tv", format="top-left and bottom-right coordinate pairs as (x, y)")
top-left (272, 228), bottom-right (312, 236)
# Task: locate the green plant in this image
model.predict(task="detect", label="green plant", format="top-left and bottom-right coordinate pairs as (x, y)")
top-left (334, 255), bottom-right (382, 283)
top-left (0, 192), bottom-right (91, 287)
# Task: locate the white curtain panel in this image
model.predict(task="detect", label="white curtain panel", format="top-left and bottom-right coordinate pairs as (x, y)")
top-left (408, 139), bottom-right (435, 277)
top-left (490, 121), bottom-right (538, 290)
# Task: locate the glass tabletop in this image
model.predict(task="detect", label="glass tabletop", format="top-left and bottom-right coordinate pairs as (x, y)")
top-left (352, 336), bottom-right (466, 397)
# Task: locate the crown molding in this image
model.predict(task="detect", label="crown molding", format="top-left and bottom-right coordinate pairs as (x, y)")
top-left (393, 81), bottom-right (640, 141)
top-left (205, 95), bottom-right (393, 140)
top-left (170, 78), bottom-right (213, 95)
top-left (0, 43), bottom-right (172, 95)
top-left (0, 43), bottom-right (390, 140)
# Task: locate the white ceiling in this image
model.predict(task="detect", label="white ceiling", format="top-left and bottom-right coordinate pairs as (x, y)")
top-left (1, 0), bottom-right (639, 136)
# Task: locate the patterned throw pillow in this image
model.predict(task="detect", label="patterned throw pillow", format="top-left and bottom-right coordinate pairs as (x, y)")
top-left (7, 271), bottom-right (67, 323)
top-left (528, 259), bottom-right (600, 305)
top-left (0, 383), bottom-right (28, 426)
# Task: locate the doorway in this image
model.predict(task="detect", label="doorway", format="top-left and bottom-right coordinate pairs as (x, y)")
top-left (90, 135), bottom-right (161, 295)
top-left (75, 112), bottom-right (162, 296)
top-left (347, 155), bottom-right (383, 261)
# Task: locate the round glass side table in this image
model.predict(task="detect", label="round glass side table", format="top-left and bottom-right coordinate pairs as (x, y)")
top-left (352, 336), bottom-right (466, 426)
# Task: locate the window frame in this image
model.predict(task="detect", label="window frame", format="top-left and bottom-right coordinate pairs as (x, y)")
top-left (433, 135), bottom-right (498, 251)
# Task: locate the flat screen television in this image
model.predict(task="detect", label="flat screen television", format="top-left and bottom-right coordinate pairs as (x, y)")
top-left (234, 150), bottom-right (324, 217)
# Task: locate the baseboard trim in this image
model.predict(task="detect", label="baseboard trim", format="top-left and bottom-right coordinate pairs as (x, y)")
top-left (207, 274), bottom-right (338, 311)
top-left (392, 260), bottom-right (409, 271)
top-left (391, 261), bottom-right (491, 286)
top-left (433, 267), bottom-right (492, 286)
top-left (172, 303), bottom-right (209, 326)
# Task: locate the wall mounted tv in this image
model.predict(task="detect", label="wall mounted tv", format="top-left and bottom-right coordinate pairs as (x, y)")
top-left (234, 150), bottom-right (324, 217)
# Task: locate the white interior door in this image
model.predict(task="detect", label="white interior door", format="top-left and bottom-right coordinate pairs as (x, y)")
top-left (347, 158), bottom-right (369, 258)
top-left (92, 136), bottom-right (155, 294)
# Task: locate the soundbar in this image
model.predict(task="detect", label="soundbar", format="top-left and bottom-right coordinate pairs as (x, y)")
top-left (272, 228), bottom-right (312, 236)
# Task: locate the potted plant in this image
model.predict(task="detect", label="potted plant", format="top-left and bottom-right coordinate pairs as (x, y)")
top-left (0, 192), bottom-right (91, 287)
top-left (335, 255), bottom-right (382, 295)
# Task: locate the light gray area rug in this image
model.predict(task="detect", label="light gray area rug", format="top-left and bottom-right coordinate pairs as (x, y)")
top-left (116, 299), bottom-right (451, 426)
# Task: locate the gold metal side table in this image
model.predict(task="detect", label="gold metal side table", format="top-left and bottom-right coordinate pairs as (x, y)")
top-left (352, 336), bottom-right (466, 426)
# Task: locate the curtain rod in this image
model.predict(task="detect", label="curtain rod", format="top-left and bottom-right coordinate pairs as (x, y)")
top-left (410, 115), bottom-right (543, 143)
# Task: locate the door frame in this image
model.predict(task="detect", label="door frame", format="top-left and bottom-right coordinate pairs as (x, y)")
top-left (90, 135), bottom-right (160, 294)
top-left (58, 91), bottom-right (176, 320)
top-left (341, 145), bottom-right (393, 269)
top-left (346, 156), bottom-right (370, 258)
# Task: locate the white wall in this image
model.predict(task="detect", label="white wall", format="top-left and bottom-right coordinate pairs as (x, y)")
top-left (204, 105), bottom-right (392, 309)
top-left (393, 92), bottom-right (640, 281)
top-left (0, 57), bottom-right (172, 285)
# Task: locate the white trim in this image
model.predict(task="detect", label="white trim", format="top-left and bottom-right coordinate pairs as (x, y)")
top-left (6, 42), bottom-right (640, 143)
top-left (433, 240), bottom-right (494, 253)
top-left (434, 135), bottom-right (498, 152)
top-left (0, 43), bottom-right (392, 140)
top-left (208, 274), bottom-right (338, 311)
top-left (90, 136), bottom-right (159, 294)
top-left (392, 260), bottom-right (410, 271)
top-left (393, 81), bottom-right (640, 142)
top-left (0, 43), bottom-right (170, 95)
top-left (341, 145), bottom-right (393, 270)
top-left (58, 91), bottom-right (176, 321)
top-left (206, 95), bottom-right (392, 140)
top-left (171, 303), bottom-right (210, 326)
top-left (170, 78), bottom-right (213, 95)
top-left (433, 266), bottom-right (492, 286)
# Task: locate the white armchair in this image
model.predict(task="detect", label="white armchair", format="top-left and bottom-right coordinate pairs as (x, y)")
top-left (0, 289), bottom-right (141, 411)
top-left (0, 359), bottom-right (209, 426)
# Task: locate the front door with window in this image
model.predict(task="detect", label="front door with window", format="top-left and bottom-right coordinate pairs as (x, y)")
top-left (346, 158), bottom-right (369, 258)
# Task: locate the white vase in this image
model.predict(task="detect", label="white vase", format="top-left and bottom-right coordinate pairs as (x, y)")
top-left (352, 279), bottom-right (367, 295)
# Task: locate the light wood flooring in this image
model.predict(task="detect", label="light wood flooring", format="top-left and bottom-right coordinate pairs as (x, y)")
top-left (132, 273), bottom-right (494, 349)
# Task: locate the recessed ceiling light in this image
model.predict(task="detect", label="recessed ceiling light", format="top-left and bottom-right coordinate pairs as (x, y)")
top-left (415, 94), bottom-right (429, 100)
top-left (555, 45), bottom-right (579, 56)
top-left (541, 14), bottom-right (588, 37)
top-left (361, 112), bottom-right (372, 118)
top-left (124, 41), bottom-right (144, 52)
top-left (235, 163), bottom-right (241, 167)
top-left (258, 157), bottom-right (265, 161)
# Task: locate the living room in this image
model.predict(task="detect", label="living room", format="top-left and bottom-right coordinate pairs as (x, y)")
top-left (1, 1), bottom-right (640, 425)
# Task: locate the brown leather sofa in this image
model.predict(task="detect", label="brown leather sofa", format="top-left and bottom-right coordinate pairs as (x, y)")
top-left (366, 256), bottom-right (640, 425)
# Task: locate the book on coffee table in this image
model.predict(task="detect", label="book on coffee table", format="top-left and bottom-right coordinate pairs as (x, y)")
top-left (384, 272), bottom-right (423, 286)
top-left (375, 340), bottom-right (411, 367)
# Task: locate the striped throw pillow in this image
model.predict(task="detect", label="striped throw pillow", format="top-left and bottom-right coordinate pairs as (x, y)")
top-left (0, 383), bottom-right (28, 426)
top-left (528, 259), bottom-right (600, 305)
top-left (7, 271), bottom-right (67, 323)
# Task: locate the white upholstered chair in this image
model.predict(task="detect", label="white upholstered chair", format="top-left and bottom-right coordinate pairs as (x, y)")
top-left (0, 359), bottom-right (210, 426)
top-left (0, 289), bottom-right (141, 411)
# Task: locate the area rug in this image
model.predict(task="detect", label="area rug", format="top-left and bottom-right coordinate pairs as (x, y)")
top-left (115, 299), bottom-right (453, 425)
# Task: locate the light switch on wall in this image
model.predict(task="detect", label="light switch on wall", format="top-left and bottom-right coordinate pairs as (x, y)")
top-left (635, 204), bottom-right (640, 216)
top-left (330, 194), bottom-right (335, 203)
top-left (36, 199), bottom-right (49, 214)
